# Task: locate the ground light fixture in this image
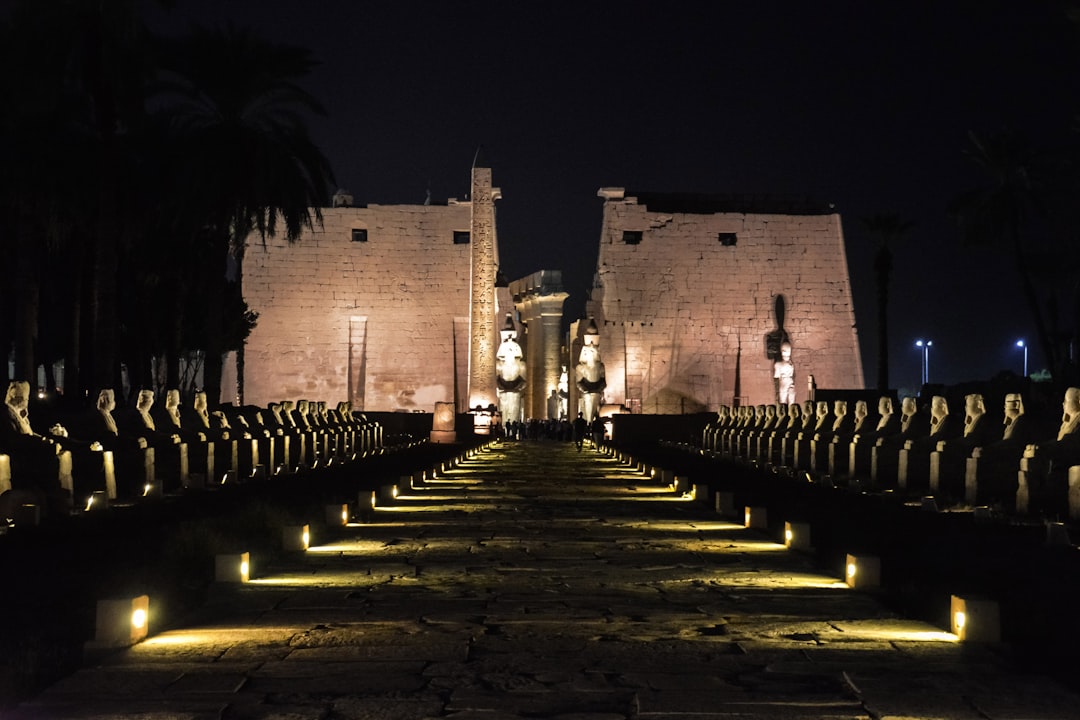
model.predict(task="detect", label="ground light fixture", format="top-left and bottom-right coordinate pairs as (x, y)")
top-left (844, 553), bottom-right (880, 589)
top-left (94, 595), bottom-right (150, 648)
top-left (215, 552), bottom-right (251, 583)
top-left (744, 506), bottom-right (768, 530)
top-left (784, 521), bottom-right (812, 550)
top-left (283, 524), bottom-right (310, 552)
top-left (325, 503), bottom-right (350, 526)
top-left (950, 594), bottom-right (1000, 642)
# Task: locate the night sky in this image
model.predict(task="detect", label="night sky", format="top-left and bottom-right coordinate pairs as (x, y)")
top-left (142, 0), bottom-right (1080, 396)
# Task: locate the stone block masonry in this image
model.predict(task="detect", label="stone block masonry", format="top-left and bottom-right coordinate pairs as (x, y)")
top-left (587, 190), bottom-right (864, 411)
top-left (243, 203), bottom-right (474, 411)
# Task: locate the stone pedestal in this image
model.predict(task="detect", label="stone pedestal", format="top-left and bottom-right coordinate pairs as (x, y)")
top-left (430, 402), bottom-right (457, 444)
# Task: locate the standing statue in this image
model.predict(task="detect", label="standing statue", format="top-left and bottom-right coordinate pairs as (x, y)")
top-left (773, 341), bottom-right (795, 405)
top-left (557, 365), bottom-right (569, 420)
top-left (575, 318), bottom-right (607, 423)
top-left (495, 313), bottom-right (526, 425)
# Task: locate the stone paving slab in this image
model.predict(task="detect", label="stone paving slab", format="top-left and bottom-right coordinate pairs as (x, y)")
top-left (9, 442), bottom-right (1080, 719)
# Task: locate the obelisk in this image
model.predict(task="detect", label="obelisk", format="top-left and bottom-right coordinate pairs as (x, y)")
top-left (468, 160), bottom-right (500, 411)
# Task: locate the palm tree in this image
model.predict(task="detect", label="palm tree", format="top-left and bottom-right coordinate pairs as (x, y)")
top-left (0, 0), bottom-right (157, 401)
top-left (153, 23), bottom-right (334, 405)
top-left (950, 129), bottom-right (1061, 379)
top-left (860, 213), bottom-right (912, 392)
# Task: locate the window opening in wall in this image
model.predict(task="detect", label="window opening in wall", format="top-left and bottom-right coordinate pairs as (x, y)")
top-left (351, 228), bottom-right (368, 242)
top-left (622, 230), bottom-right (643, 245)
top-left (718, 232), bottom-right (737, 246)
top-left (453, 230), bottom-right (471, 244)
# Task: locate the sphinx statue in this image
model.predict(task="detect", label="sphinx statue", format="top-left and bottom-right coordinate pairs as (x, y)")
top-left (899, 395), bottom-right (960, 491)
top-left (495, 313), bottom-right (526, 425)
top-left (964, 393), bottom-right (1035, 505)
top-left (575, 319), bottom-right (607, 423)
top-left (1023, 387), bottom-right (1080, 465)
top-left (930, 393), bottom-right (995, 497)
top-left (849, 396), bottom-right (898, 479)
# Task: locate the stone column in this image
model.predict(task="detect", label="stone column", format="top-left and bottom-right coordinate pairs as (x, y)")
top-left (509, 270), bottom-right (567, 420)
top-left (537, 295), bottom-right (567, 419)
top-left (468, 165), bottom-right (500, 411)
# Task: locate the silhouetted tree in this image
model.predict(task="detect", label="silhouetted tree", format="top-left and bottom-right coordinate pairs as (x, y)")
top-left (153, 24), bottom-right (333, 405)
top-left (950, 129), bottom-right (1062, 380)
top-left (860, 213), bottom-right (912, 392)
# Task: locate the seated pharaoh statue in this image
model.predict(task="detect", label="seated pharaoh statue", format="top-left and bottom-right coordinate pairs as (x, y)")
top-left (575, 345), bottom-right (607, 423)
top-left (496, 314), bottom-right (526, 424)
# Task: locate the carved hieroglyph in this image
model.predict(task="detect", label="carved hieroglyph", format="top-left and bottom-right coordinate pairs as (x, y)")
top-left (468, 166), bottom-right (500, 411)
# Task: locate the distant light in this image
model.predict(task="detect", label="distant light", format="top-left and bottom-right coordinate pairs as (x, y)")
top-left (954, 611), bottom-right (966, 631)
top-left (846, 562), bottom-right (857, 579)
top-left (131, 608), bottom-right (147, 630)
top-left (1016, 340), bottom-right (1025, 348)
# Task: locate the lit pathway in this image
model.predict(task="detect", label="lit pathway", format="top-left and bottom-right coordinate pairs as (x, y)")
top-left (12, 442), bottom-right (1080, 719)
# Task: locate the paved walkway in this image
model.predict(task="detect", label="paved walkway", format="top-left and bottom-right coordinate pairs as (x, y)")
top-left (11, 442), bottom-right (1080, 719)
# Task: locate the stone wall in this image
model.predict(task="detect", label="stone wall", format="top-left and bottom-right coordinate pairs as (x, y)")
top-left (586, 190), bottom-right (864, 411)
top-left (242, 203), bottom-right (474, 411)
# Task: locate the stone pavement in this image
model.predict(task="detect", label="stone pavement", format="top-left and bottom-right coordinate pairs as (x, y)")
top-left (10, 441), bottom-right (1080, 719)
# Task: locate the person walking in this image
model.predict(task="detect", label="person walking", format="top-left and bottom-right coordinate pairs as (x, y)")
top-left (573, 412), bottom-right (588, 451)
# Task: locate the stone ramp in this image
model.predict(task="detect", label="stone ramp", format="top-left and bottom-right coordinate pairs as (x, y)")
top-left (10, 442), bottom-right (1080, 719)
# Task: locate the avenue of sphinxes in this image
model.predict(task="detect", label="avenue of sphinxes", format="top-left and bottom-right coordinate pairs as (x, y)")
top-left (239, 166), bottom-right (864, 418)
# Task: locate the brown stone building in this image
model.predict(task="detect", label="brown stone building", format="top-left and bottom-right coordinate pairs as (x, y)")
top-left (240, 180), bottom-right (863, 416)
top-left (584, 189), bottom-right (864, 412)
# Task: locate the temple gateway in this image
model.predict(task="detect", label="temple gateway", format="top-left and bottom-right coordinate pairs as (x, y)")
top-left (238, 163), bottom-right (863, 417)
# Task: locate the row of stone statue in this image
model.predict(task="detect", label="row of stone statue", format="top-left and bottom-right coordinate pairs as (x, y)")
top-left (0, 381), bottom-right (384, 521)
top-left (703, 387), bottom-right (1080, 516)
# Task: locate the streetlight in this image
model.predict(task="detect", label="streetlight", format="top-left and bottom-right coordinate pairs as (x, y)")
top-left (915, 339), bottom-right (933, 385)
top-left (1016, 340), bottom-right (1028, 377)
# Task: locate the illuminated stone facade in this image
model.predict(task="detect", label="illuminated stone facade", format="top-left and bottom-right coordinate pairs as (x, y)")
top-left (585, 189), bottom-right (864, 412)
top-left (243, 203), bottom-right (472, 411)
